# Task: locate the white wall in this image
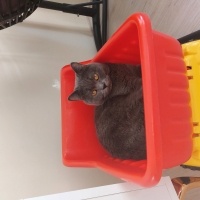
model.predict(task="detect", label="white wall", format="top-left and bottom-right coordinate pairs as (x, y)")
top-left (0, 2), bottom-right (121, 200)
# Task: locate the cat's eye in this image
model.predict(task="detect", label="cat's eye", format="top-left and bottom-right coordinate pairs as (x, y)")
top-left (94, 73), bottom-right (99, 81)
top-left (92, 90), bottom-right (97, 96)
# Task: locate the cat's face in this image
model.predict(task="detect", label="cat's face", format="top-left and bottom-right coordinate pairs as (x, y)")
top-left (68, 62), bottom-right (112, 105)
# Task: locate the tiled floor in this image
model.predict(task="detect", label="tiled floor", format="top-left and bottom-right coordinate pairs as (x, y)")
top-left (108, 0), bottom-right (200, 39)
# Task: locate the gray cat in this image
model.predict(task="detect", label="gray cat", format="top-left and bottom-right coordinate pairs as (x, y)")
top-left (68, 62), bottom-right (146, 160)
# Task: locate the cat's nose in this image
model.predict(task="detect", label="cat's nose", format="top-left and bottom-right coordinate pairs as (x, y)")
top-left (97, 82), bottom-right (107, 90)
top-left (103, 83), bottom-right (107, 89)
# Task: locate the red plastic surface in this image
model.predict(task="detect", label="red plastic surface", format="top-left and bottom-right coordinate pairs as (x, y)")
top-left (61, 13), bottom-right (193, 186)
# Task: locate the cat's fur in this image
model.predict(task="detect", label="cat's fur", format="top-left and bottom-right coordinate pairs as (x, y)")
top-left (68, 62), bottom-right (146, 160)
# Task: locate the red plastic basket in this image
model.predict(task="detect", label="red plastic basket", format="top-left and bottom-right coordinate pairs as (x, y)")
top-left (61, 13), bottom-right (193, 186)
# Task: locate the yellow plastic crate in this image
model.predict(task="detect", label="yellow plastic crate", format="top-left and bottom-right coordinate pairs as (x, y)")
top-left (182, 40), bottom-right (200, 168)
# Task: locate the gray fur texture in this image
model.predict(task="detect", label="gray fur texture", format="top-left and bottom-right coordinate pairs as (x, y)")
top-left (68, 62), bottom-right (146, 160)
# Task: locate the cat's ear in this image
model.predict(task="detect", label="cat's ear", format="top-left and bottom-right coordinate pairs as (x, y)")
top-left (68, 90), bottom-right (81, 101)
top-left (71, 62), bottom-right (83, 74)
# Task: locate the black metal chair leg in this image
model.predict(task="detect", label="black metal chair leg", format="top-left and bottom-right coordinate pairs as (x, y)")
top-left (178, 30), bottom-right (200, 44)
top-left (39, 1), bottom-right (96, 17)
top-left (92, 0), bottom-right (103, 51)
top-left (39, 0), bottom-right (108, 51)
top-left (102, 0), bottom-right (108, 45)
